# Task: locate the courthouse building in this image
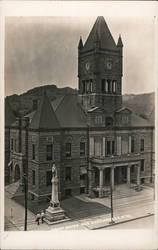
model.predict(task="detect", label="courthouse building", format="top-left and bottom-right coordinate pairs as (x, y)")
top-left (5, 16), bottom-right (154, 202)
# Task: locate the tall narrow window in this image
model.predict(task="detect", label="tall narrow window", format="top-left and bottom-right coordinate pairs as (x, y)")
top-left (32, 144), bottom-right (35, 160)
top-left (82, 80), bottom-right (86, 93)
top-left (117, 136), bottom-right (122, 155)
top-left (141, 159), bottom-right (144, 171)
top-left (80, 142), bottom-right (86, 156)
top-left (106, 141), bottom-right (111, 155)
top-left (86, 80), bottom-right (90, 92)
top-left (65, 167), bottom-right (71, 181)
top-left (65, 143), bottom-right (71, 157)
top-left (46, 144), bottom-right (53, 161)
top-left (46, 171), bottom-right (52, 186)
top-left (11, 138), bottom-right (14, 150)
top-left (101, 79), bottom-right (105, 92)
top-left (90, 137), bottom-right (94, 156)
top-left (112, 141), bottom-right (115, 155)
top-left (140, 139), bottom-right (144, 152)
top-left (105, 81), bottom-right (108, 93)
top-left (113, 80), bottom-right (116, 93)
top-left (32, 170), bottom-right (35, 185)
top-left (107, 80), bottom-right (111, 93)
top-left (90, 79), bottom-right (93, 92)
top-left (95, 138), bottom-right (102, 156)
top-left (131, 138), bottom-right (135, 153)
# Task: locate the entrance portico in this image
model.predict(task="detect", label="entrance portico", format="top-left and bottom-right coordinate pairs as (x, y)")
top-left (90, 157), bottom-right (142, 198)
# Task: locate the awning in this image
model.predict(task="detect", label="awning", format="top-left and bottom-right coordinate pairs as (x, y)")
top-left (80, 166), bottom-right (87, 175)
top-left (8, 160), bottom-right (13, 167)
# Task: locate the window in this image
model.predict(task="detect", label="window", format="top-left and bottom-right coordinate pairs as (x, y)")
top-left (101, 79), bottom-right (106, 92)
top-left (95, 115), bottom-right (102, 124)
top-left (80, 142), bottom-right (86, 156)
top-left (141, 159), bottom-right (144, 172)
top-left (112, 80), bottom-right (117, 93)
top-left (46, 171), bottom-right (52, 186)
top-left (65, 167), bottom-right (71, 181)
top-left (105, 117), bottom-right (113, 126)
top-left (131, 165), bottom-right (135, 173)
top-left (107, 79), bottom-right (111, 93)
top-left (11, 138), bottom-right (14, 150)
top-left (117, 136), bottom-right (122, 155)
top-left (46, 144), bottom-right (53, 161)
top-left (122, 115), bottom-right (129, 125)
top-left (131, 138), bottom-right (135, 153)
top-left (106, 140), bottom-right (115, 155)
top-left (14, 139), bottom-right (17, 152)
top-left (112, 141), bottom-right (115, 155)
top-left (32, 170), bottom-right (35, 185)
top-left (82, 80), bottom-right (86, 93)
top-left (140, 139), bottom-right (144, 152)
top-left (65, 143), bottom-right (71, 157)
top-left (90, 79), bottom-right (93, 92)
top-left (32, 144), bottom-right (35, 160)
top-left (95, 138), bottom-right (102, 156)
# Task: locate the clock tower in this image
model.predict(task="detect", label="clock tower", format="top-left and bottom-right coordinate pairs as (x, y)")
top-left (78, 16), bottom-right (123, 114)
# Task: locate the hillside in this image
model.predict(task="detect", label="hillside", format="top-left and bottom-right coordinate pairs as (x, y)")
top-left (5, 85), bottom-right (155, 125)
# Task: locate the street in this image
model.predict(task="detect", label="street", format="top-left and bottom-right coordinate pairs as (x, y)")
top-left (4, 184), bottom-right (155, 231)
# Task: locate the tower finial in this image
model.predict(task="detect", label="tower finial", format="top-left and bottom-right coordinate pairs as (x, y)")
top-left (117, 34), bottom-right (123, 47)
top-left (78, 36), bottom-right (83, 50)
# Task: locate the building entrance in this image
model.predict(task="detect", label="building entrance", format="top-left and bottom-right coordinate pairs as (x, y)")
top-left (104, 168), bottom-right (110, 186)
top-left (114, 166), bottom-right (127, 185)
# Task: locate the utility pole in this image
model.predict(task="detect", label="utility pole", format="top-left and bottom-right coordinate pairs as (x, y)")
top-left (109, 161), bottom-right (115, 224)
top-left (23, 173), bottom-right (28, 231)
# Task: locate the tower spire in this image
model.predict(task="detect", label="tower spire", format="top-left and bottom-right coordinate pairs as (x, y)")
top-left (78, 36), bottom-right (83, 50)
top-left (117, 34), bottom-right (123, 47)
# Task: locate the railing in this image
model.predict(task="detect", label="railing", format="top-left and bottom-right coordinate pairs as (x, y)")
top-left (90, 153), bottom-right (142, 165)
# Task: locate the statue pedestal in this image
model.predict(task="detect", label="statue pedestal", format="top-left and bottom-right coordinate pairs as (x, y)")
top-left (44, 201), bottom-right (68, 225)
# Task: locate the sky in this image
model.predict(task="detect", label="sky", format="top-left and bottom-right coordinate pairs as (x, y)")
top-left (5, 16), bottom-right (155, 96)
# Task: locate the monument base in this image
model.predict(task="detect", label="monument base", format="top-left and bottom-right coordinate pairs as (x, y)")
top-left (44, 205), bottom-right (68, 225)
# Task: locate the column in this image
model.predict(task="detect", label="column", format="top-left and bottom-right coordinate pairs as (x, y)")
top-left (127, 165), bottom-right (131, 187)
top-left (99, 168), bottom-right (104, 198)
top-left (137, 163), bottom-right (141, 190)
top-left (111, 167), bottom-right (115, 190)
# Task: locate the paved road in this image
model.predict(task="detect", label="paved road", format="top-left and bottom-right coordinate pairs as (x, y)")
top-left (105, 215), bottom-right (154, 229)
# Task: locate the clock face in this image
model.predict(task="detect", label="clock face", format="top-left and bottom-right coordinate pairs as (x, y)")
top-left (85, 62), bottom-right (90, 71)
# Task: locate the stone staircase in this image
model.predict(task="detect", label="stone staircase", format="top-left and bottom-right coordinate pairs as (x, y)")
top-left (5, 181), bottom-right (23, 198)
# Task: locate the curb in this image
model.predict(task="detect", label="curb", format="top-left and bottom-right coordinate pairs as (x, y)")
top-left (92, 213), bottom-right (154, 230)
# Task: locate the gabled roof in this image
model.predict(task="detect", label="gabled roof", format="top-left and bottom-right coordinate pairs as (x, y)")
top-left (5, 99), bottom-right (17, 127)
top-left (29, 91), bottom-right (60, 129)
top-left (115, 107), bottom-right (132, 114)
top-left (24, 110), bottom-right (36, 123)
top-left (51, 94), bottom-right (87, 128)
top-left (130, 113), bottom-right (151, 127)
top-left (88, 106), bottom-right (104, 113)
top-left (83, 16), bottom-right (117, 52)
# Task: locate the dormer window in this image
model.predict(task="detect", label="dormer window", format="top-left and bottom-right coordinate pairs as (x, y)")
top-left (122, 115), bottom-right (129, 125)
top-left (95, 115), bottom-right (102, 124)
top-left (106, 117), bottom-right (113, 126)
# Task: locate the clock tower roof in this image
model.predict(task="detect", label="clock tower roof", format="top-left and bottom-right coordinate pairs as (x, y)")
top-left (83, 16), bottom-right (117, 52)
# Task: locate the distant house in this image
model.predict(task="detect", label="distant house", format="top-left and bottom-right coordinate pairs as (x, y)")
top-left (5, 16), bottom-right (154, 203)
